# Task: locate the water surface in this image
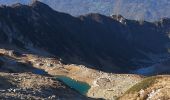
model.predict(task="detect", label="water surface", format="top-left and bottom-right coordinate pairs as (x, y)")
top-left (56, 76), bottom-right (90, 95)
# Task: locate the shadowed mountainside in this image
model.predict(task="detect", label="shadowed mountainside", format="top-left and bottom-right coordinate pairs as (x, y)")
top-left (0, 1), bottom-right (170, 73)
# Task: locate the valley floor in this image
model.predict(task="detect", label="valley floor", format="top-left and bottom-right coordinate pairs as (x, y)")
top-left (0, 45), bottom-right (170, 100)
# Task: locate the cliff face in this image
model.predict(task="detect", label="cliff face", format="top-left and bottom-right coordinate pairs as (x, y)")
top-left (0, 1), bottom-right (170, 73)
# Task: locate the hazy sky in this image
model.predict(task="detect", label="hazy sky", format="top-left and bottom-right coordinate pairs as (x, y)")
top-left (0, 0), bottom-right (170, 21)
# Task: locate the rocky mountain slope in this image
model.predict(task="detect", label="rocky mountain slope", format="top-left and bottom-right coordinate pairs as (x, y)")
top-left (0, 1), bottom-right (169, 72)
top-left (0, 45), bottom-right (143, 99)
top-left (0, 46), bottom-right (97, 100)
top-left (120, 75), bottom-right (170, 100)
top-left (1, 1), bottom-right (170, 100)
top-left (0, 41), bottom-right (170, 100)
top-left (0, 1), bottom-right (170, 74)
top-left (0, 72), bottom-right (90, 100)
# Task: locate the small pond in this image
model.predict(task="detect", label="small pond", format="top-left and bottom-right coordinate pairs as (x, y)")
top-left (56, 76), bottom-right (91, 95)
top-left (32, 69), bottom-right (90, 95)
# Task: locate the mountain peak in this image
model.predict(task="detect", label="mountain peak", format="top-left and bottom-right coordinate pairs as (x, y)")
top-left (29, 0), bottom-right (51, 9)
top-left (11, 3), bottom-right (23, 7)
top-left (30, 0), bottom-right (41, 5)
top-left (111, 15), bottom-right (127, 24)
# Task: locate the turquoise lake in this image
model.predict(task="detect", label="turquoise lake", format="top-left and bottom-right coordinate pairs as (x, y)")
top-left (56, 76), bottom-right (91, 95)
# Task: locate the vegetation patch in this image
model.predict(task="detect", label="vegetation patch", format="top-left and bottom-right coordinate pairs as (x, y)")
top-left (124, 76), bottom-right (157, 94)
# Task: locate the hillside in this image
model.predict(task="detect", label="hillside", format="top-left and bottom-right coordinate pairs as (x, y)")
top-left (0, 45), bottom-right (143, 99)
top-left (0, 1), bottom-right (170, 74)
top-left (0, 72), bottom-right (90, 100)
top-left (0, 1), bottom-right (170, 100)
top-left (1, 42), bottom-right (170, 100)
top-left (120, 75), bottom-right (170, 100)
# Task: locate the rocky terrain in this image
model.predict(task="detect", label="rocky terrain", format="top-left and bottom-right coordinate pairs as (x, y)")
top-left (0, 1), bottom-right (170, 74)
top-left (0, 1), bottom-right (170, 100)
top-left (1, 43), bottom-right (170, 100)
top-left (0, 72), bottom-right (90, 100)
top-left (0, 46), bottom-right (96, 100)
top-left (0, 45), bottom-right (144, 100)
top-left (120, 75), bottom-right (170, 100)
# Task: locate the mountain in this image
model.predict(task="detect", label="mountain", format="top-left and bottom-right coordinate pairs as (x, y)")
top-left (0, 0), bottom-right (170, 21)
top-left (0, 1), bottom-right (170, 74)
top-left (1, 1), bottom-right (170, 100)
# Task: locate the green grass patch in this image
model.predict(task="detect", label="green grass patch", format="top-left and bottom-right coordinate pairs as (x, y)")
top-left (124, 76), bottom-right (157, 94)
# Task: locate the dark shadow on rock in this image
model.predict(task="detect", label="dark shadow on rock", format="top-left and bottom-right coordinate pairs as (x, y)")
top-left (0, 54), bottom-right (49, 76)
top-left (0, 1), bottom-right (170, 74)
top-left (0, 76), bottom-right (16, 90)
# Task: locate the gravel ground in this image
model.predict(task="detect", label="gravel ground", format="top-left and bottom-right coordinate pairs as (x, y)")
top-left (0, 72), bottom-right (92, 100)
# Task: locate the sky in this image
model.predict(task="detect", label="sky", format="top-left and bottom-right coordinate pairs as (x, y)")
top-left (0, 0), bottom-right (170, 21)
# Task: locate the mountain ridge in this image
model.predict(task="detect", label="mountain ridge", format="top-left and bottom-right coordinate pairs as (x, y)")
top-left (0, 1), bottom-right (170, 74)
top-left (1, 1), bottom-right (170, 100)
top-left (0, 0), bottom-right (170, 21)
